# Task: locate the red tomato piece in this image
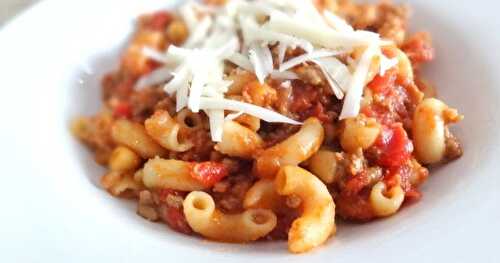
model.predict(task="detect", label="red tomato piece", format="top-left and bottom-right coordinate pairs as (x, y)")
top-left (147, 11), bottom-right (173, 31)
top-left (402, 32), bottom-right (435, 65)
top-left (343, 172), bottom-right (371, 196)
top-left (190, 162), bottom-right (229, 187)
top-left (113, 101), bottom-right (132, 119)
top-left (404, 188), bottom-right (422, 203)
top-left (373, 124), bottom-right (413, 168)
top-left (163, 207), bottom-right (192, 234)
top-left (309, 103), bottom-right (331, 123)
top-left (368, 69), bottom-right (397, 94)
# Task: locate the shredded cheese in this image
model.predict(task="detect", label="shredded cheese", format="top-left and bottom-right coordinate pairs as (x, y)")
top-left (279, 49), bottom-right (346, 72)
top-left (184, 16), bottom-right (213, 48)
top-left (323, 10), bottom-right (354, 32)
top-left (248, 44), bottom-right (269, 84)
top-left (136, 0), bottom-right (392, 141)
top-left (379, 54), bottom-right (398, 76)
top-left (227, 53), bottom-right (254, 71)
top-left (313, 57), bottom-right (351, 92)
top-left (339, 44), bottom-right (379, 120)
top-left (199, 97), bottom-right (301, 125)
top-left (270, 70), bottom-right (299, 80)
top-left (135, 67), bottom-right (172, 89)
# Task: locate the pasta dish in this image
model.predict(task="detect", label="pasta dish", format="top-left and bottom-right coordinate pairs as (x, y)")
top-left (72, 0), bottom-right (463, 253)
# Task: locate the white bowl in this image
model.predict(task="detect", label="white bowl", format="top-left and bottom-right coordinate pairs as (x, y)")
top-left (1, 0), bottom-right (499, 262)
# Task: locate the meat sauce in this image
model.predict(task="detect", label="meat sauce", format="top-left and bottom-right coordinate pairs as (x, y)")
top-left (79, 1), bottom-right (456, 240)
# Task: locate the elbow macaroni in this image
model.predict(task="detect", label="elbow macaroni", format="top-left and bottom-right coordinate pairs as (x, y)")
top-left (255, 117), bottom-right (324, 178)
top-left (175, 109), bottom-right (204, 130)
top-left (387, 45), bottom-right (414, 82)
top-left (101, 171), bottom-right (143, 197)
top-left (413, 98), bottom-right (463, 164)
top-left (234, 114), bottom-right (261, 132)
top-left (145, 110), bottom-right (194, 152)
top-left (340, 115), bottom-right (381, 153)
top-left (243, 179), bottom-right (283, 210)
top-left (183, 191), bottom-right (277, 242)
top-left (369, 182), bottom-right (405, 217)
top-left (275, 166), bottom-right (336, 253)
top-left (308, 150), bottom-right (339, 184)
top-left (215, 121), bottom-right (263, 159)
top-left (142, 157), bottom-right (205, 191)
top-left (111, 119), bottom-right (167, 159)
top-left (109, 146), bottom-right (142, 172)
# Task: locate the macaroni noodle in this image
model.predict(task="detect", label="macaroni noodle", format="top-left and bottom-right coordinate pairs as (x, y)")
top-left (145, 110), bottom-right (194, 152)
top-left (413, 98), bottom-right (462, 164)
top-left (215, 121), bottom-right (263, 159)
top-left (183, 191), bottom-right (277, 242)
top-left (369, 182), bottom-right (405, 217)
top-left (255, 118), bottom-right (324, 178)
top-left (275, 166), bottom-right (336, 253)
top-left (111, 119), bottom-right (167, 158)
top-left (142, 157), bottom-right (205, 191)
top-left (308, 150), bottom-right (339, 184)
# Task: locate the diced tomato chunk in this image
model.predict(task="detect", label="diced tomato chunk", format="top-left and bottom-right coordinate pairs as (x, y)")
top-left (402, 32), bottom-right (435, 65)
top-left (404, 188), bottom-right (422, 203)
top-left (147, 11), bottom-right (173, 31)
top-left (309, 103), bottom-right (331, 122)
top-left (113, 101), bottom-right (132, 119)
top-left (368, 69), bottom-right (397, 94)
top-left (373, 123), bottom-right (413, 168)
top-left (163, 207), bottom-right (192, 234)
top-left (343, 172), bottom-right (371, 196)
top-left (190, 162), bottom-right (229, 187)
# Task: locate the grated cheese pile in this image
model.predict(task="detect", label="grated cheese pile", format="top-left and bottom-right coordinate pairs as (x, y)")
top-left (137, 0), bottom-right (398, 142)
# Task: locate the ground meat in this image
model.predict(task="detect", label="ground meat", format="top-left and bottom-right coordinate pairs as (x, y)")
top-left (279, 79), bottom-right (341, 122)
top-left (129, 87), bottom-right (167, 122)
top-left (211, 174), bottom-right (255, 213)
top-left (264, 208), bottom-right (300, 240)
top-left (173, 128), bottom-right (215, 162)
top-left (154, 189), bottom-right (193, 234)
top-left (444, 127), bottom-right (463, 161)
top-left (137, 190), bottom-right (159, 221)
top-left (71, 111), bottom-right (115, 164)
top-left (337, 0), bottom-right (409, 45)
top-left (402, 32), bottom-right (435, 68)
top-left (259, 123), bottom-right (300, 148)
top-left (102, 70), bottom-right (137, 101)
top-left (335, 190), bottom-right (375, 221)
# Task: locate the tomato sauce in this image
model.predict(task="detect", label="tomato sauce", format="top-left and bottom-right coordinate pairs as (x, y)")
top-left (402, 32), bottom-right (435, 66)
top-left (146, 11), bottom-right (173, 31)
top-left (191, 162), bottom-right (230, 187)
top-left (372, 124), bottom-right (413, 168)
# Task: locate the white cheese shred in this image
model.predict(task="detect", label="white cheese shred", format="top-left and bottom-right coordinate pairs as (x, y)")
top-left (279, 49), bottom-right (344, 72)
top-left (270, 70), bottom-right (298, 80)
top-left (323, 10), bottom-right (354, 32)
top-left (199, 97), bottom-right (301, 125)
top-left (249, 44), bottom-right (272, 83)
top-left (339, 44), bottom-right (379, 120)
top-left (224, 111), bottom-right (245, 121)
top-left (146, 0), bottom-right (391, 142)
top-left (227, 53), bottom-right (254, 72)
top-left (206, 109), bottom-right (225, 141)
top-left (135, 67), bottom-right (172, 90)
